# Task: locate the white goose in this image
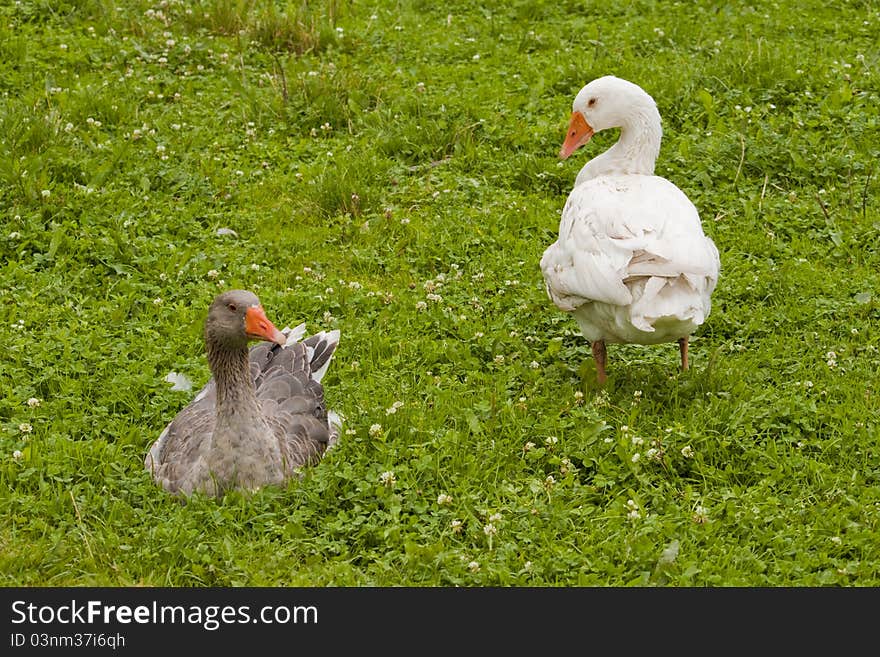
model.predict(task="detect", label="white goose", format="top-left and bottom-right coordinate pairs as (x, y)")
top-left (540, 76), bottom-right (720, 384)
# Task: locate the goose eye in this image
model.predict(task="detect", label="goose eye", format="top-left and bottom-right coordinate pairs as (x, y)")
top-left (587, 98), bottom-right (597, 108)
top-left (227, 303), bottom-right (237, 312)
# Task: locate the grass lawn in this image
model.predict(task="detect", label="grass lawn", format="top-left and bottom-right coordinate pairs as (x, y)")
top-left (1, 0), bottom-right (878, 586)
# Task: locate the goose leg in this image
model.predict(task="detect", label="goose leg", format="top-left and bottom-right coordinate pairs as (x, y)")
top-left (591, 340), bottom-right (607, 384)
top-left (678, 336), bottom-right (689, 371)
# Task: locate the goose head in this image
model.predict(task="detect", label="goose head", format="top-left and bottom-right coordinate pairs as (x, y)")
top-left (205, 289), bottom-right (286, 351)
top-left (559, 75), bottom-right (661, 160)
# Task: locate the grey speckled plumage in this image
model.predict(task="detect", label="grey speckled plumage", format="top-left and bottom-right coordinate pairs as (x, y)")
top-left (145, 290), bottom-right (341, 498)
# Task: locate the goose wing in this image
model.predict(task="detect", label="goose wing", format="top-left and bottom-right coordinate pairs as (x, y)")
top-left (541, 174), bottom-right (719, 318)
top-left (254, 329), bottom-right (341, 472)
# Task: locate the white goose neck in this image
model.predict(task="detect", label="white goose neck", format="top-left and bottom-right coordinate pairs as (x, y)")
top-left (575, 105), bottom-right (662, 186)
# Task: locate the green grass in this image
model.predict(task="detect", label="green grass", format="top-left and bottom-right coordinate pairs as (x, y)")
top-left (1, 0), bottom-right (878, 586)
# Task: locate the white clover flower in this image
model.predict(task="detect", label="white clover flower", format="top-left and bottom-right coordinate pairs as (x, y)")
top-left (523, 441), bottom-right (535, 452)
top-left (153, 298), bottom-right (162, 305)
top-left (9, 231), bottom-right (20, 239)
top-left (631, 453), bottom-right (641, 463)
top-left (681, 445), bottom-right (694, 458)
top-left (379, 470), bottom-right (395, 487)
top-left (631, 435), bottom-right (644, 446)
top-left (574, 390), bottom-right (584, 402)
top-left (451, 519), bottom-right (463, 533)
top-left (544, 436), bottom-right (558, 446)
top-left (830, 536), bottom-right (842, 544)
top-left (633, 390), bottom-right (642, 398)
top-left (529, 361), bottom-right (539, 369)
top-left (415, 301), bottom-right (427, 311)
top-left (620, 425), bottom-right (629, 433)
top-left (385, 401), bottom-right (403, 415)
top-left (625, 500), bottom-right (641, 519)
top-left (19, 423), bottom-right (33, 434)
top-left (493, 354), bottom-right (505, 364)
top-left (693, 505), bottom-right (709, 523)
top-left (426, 293), bottom-right (442, 303)
top-left (483, 523), bottom-right (498, 536)
top-left (27, 398), bottom-right (41, 408)
top-left (344, 428), bottom-right (356, 435)
top-left (488, 512), bottom-right (502, 523)
top-left (41, 190), bottom-right (50, 198)
top-left (369, 423), bottom-right (383, 438)
top-left (437, 493), bottom-right (453, 505)
top-left (207, 269), bottom-right (219, 279)
top-left (467, 561), bottom-right (480, 572)
top-left (348, 281), bottom-right (361, 290)
top-left (544, 475), bottom-right (556, 488)
top-left (13, 450), bottom-right (23, 460)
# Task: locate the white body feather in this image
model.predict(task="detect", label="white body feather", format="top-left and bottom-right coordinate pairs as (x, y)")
top-left (541, 174), bottom-right (719, 344)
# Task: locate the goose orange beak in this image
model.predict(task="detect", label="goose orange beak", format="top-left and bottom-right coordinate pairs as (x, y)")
top-left (559, 111), bottom-right (594, 160)
top-left (245, 306), bottom-right (287, 345)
